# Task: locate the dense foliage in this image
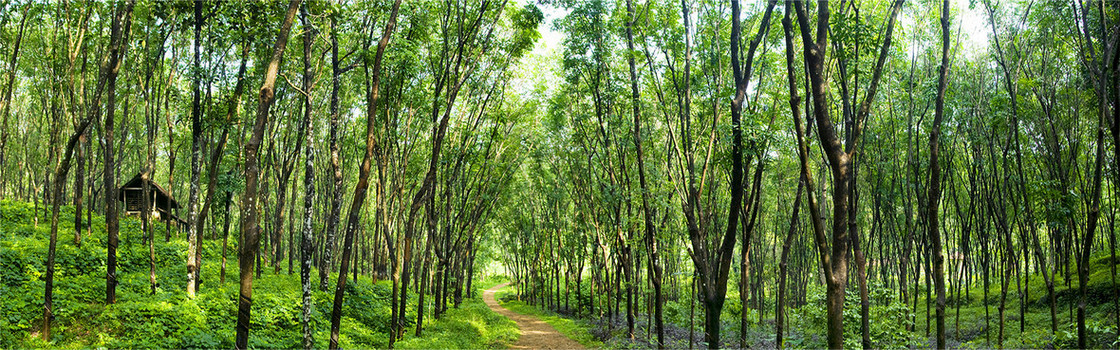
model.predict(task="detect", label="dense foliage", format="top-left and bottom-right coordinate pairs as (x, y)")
top-left (1, 0), bottom-right (1120, 348)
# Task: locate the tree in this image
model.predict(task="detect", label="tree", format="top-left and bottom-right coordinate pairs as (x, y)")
top-left (1072, 0), bottom-right (1119, 346)
top-left (297, 4), bottom-right (317, 347)
top-left (727, 2), bottom-right (774, 349)
top-left (624, 0), bottom-right (664, 346)
top-left (186, 0), bottom-right (204, 298)
top-left (319, 6), bottom-right (346, 292)
top-left (791, 1), bottom-right (903, 347)
top-left (328, 0), bottom-right (401, 347)
top-left (0, 2), bottom-right (28, 188)
top-left (236, 1), bottom-right (301, 347)
top-left (927, 0), bottom-right (952, 347)
top-left (103, 0), bottom-right (137, 306)
top-left (43, 111), bottom-right (97, 341)
top-left (778, 8), bottom-right (806, 348)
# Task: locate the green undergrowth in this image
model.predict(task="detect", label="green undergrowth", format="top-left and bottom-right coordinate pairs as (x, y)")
top-left (1, 200), bottom-right (520, 349)
top-left (787, 284), bottom-right (922, 349)
top-left (476, 274), bottom-right (510, 290)
top-left (910, 254), bottom-right (1120, 349)
top-left (496, 285), bottom-right (604, 348)
top-left (394, 291), bottom-right (519, 349)
top-left (0, 200), bottom-right (390, 348)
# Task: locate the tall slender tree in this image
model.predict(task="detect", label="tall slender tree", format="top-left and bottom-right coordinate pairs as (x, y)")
top-left (43, 114), bottom-right (97, 341)
top-left (0, 3), bottom-right (29, 191)
top-left (624, 0), bottom-right (663, 346)
top-left (328, 0), bottom-right (402, 347)
top-left (791, 1), bottom-right (903, 347)
top-left (236, 1), bottom-right (301, 347)
top-left (297, 4), bottom-right (317, 347)
top-left (103, 0), bottom-right (138, 306)
top-left (927, 0), bottom-right (952, 347)
top-left (186, 0), bottom-right (204, 298)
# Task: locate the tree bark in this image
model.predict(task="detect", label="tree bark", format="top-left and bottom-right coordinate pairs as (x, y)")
top-left (236, 1), bottom-right (301, 347)
top-left (43, 111), bottom-right (97, 341)
top-left (186, 0), bottom-right (204, 298)
top-left (298, 5), bottom-right (317, 348)
top-left (102, 0), bottom-right (136, 306)
top-left (927, 0), bottom-right (951, 347)
top-left (328, 0), bottom-right (402, 347)
top-left (624, 0), bottom-right (664, 346)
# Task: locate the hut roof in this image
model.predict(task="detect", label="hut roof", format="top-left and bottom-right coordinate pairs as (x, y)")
top-left (118, 173), bottom-right (181, 210)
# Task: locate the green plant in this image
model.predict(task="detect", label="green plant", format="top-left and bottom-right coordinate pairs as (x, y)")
top-left (396, 289), bottom-right (518, 349)
top-left (789, 284), bottom-right (919, 349)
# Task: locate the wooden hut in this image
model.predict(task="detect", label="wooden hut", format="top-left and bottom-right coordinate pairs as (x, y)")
top-left (118, 173), bottom-right (187, 228)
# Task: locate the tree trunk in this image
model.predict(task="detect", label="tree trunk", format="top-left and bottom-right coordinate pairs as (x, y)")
top-left (42, 112), bottom-right (97, 341)
top-left (328, 1), bottom-right (402, 347)
top-left (778, 13), bottom-right (808, 347)
top-left (321, 14), bottom-right (346, 292)
top-left (776, 173), bottom-right (804, 350)
top-left (197, 31), bottom-right (250, 280)
top-left (1078, 58), bottom-right (1107, 350)
top-left (927, 0), bottom-right (951, 347)
top-left (221, 191), bottom-right (231, 285)
top-left (297, 5), bottom-right (317, 348)
top-left (623, 0), bottom-right (661, 344)
top-left (791, 1), bottom-right (903, 346)
top-left (0, 3), bottom-right (28, 189)
top-left (236, 1), bottom-right (301, 347)
top-left (688, 1), bottom-right (774, 348)
top-left (415, 202), bottom-right (436, 336)
top-left (144, 170), bottom-right (156, 295)
top-left (186, 0), bottom-right (204, 298)
top-left (102, 0), bottom-right (136, 306)
top-left (73, 131), bottom-right (86, 247)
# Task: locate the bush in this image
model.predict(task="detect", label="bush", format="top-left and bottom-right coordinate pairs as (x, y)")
top-left (1053, 321), bottom-right (1120, 349)
top-left (395, 284), bottom-right (518, 349)
top-left (788, 283), bottom-right (920, 349)
top-left (0, 200), bottom-right (396, 349)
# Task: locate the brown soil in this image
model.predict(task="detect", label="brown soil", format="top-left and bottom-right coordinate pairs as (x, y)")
top-left (483, 283), bottom-right (588, 350)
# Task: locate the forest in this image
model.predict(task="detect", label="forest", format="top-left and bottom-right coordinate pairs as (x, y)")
top-left (1, 0), bottom-right (1120, 349)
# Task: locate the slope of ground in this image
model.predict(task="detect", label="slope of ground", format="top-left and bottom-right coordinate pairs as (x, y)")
top-left (0, 200), bottom-right (515, 348)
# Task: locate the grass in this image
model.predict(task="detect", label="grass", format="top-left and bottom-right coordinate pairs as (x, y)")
top-left (476, 274), bottom-right (510, 290)
top-left (496, 284), bottom-right (605, 348)
top-left (395, 286), bottom-right (520, 349)
top-left (0, 200), bottom-right (520, 349)
top-left (908, 254), bottom-right (1120, 348)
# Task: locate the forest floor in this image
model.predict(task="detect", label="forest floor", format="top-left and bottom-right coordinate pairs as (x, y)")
top-left (484, 283), bottom-right (586, 349)
top-left (0, 200), bottom-right (521, 348)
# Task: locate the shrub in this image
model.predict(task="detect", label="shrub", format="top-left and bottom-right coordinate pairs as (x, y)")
top-left (0, 200), bottom-right (398, 348)
top-left (789, 283), bottom-right (919, 349)
top-left (397, 297), bottom-right (518, 349)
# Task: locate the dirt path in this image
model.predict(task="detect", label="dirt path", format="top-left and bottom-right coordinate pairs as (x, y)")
top-left (483, 283), bottom-right (587, 349)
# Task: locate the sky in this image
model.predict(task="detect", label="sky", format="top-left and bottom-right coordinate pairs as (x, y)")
top-left (955, 0), bottom-right (991, 52)
top-left (533, 3), bottom-right (567, 58)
